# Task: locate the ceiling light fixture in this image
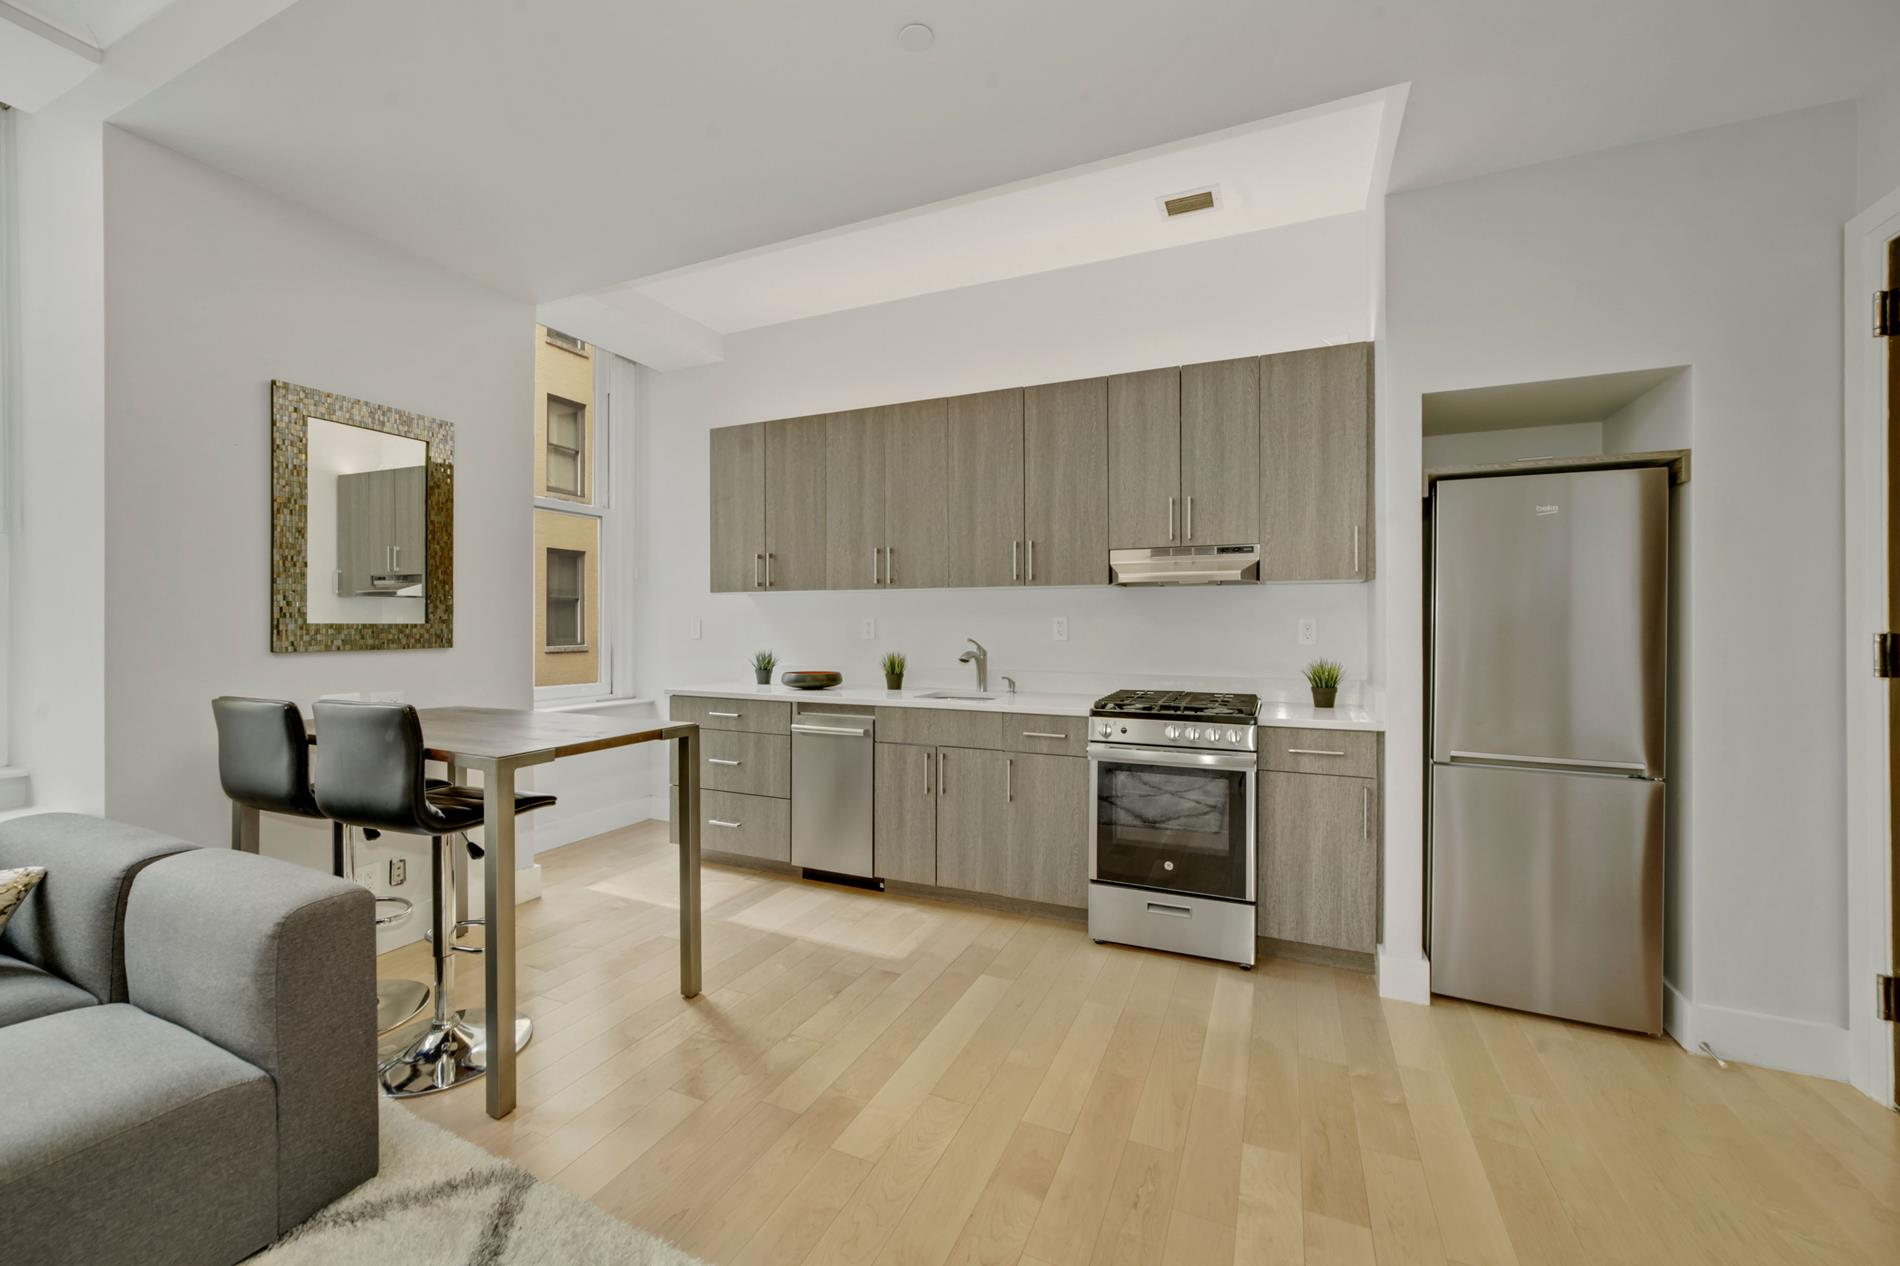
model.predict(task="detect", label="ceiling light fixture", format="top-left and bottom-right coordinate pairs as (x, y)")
top-left (897, 23), bottom-right (935, 52)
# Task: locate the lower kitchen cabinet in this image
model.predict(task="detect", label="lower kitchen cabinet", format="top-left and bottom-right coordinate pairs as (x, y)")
top-left (1258, 770), bottom-right (1378, 954)
top-left (934, 747), bottom-right (1008, 895)
top-left (1004, 752), bottom-right (1089, 908)
top-left (874, 743), bottom-right (936, 884)
top-left (700, 790), bottom-right (791, 864)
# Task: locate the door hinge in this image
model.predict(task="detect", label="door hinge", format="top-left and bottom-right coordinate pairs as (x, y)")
top-left (1878, 289), bottom-right (1900, 337)
top-left (1876, 633), bottom-right (1900, 678)
top-left (1880, 974), bottom-right (1898, 1023)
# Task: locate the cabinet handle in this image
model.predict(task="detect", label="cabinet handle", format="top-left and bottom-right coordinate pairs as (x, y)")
top-left (1012, 540), bottom-right (1020, 582)
top-left (924, 751), bottom-right (932, 796)
top-left (873, 545), bottom-right (881, 586)
top-left (755, 553), bottom-right (764, 588)
top-left (1186, 496), bottom-right (1194, 542)
top-left (1006, 757), bottom-right (1013, 802)
top-left (333, 570), bottom-right (341, 595)
top-left (707, 758), bottom-right (742, 767)
top-left (393, 545), bottom-right (401, 570)
top-left (707, 710), bottom-right (741, 718)
top-left (1027, 539), bottom-right (1035, 583)
top-left (1353, 525), bottom-right (1360, 575)
top-left (1363, 786), bottom-right (1370, 840)
top-left (938, 750), bottom-right (946, 797)
top-left (1147, 902), bottom-right (1192, 919)
top-left (1168, 495), bottom-right (1176, 541)
top-left (886, 545), bottom-right (894, 586)
top-left (1287, 748), bottom-right (1346, 757)
top-left (766, 553), bottom-right (774, 587)
top-left (708, 818), bottom-right (742, 829)
top-left (1021, 731), bottom-right (1066, 740)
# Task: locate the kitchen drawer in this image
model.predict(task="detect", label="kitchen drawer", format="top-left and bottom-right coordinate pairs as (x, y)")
top-left (1257, 726), bottom-right (1380, 778)
top-left (670, 694), bottom-right (791, 735)
top-left (700, 790), bottom-right (790, 864)
top-left (876, 707), bottom-right (1003, 750)
top-left (701, 730), bottom-right (791, 798)
top-left (1004, 713), bottom-right (1089, 757)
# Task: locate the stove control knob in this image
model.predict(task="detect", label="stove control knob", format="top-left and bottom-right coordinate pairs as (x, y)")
top-left (1164, 725), bottom-right (1180, 740)
top-left (1226, 728), bottom-right (1239, 744)
top-left (1097, 721), bottom-right (1114, 739)
top-left (1184, 727), bottom-right (1200, 741)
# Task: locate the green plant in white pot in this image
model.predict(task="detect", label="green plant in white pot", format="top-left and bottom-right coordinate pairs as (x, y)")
top-left (1304, 659), bottom-right (1343, 709)
top-left (751, 649), bottom-right (777, 685)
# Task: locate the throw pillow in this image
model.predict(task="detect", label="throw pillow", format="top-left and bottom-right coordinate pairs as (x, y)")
top-left (0, 866), bottom-right (46, 937)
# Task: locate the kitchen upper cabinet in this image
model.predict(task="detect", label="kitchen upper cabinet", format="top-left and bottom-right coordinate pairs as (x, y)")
top-left (1023, 378), bottom-right (1108, 587)
top-left (764, 414), bottom-right (828, 590)
top-left (874, 743), bottom-right (937, 884)
top-left (882, 399), bottom-right (948, 589)
top-left (1261, 343), bottom-right (1373, 581)
top-left (709, 422), bottom-right (766, 592)
top-left (1005, 753), bottom-right (1089, 907)
top-left (1259, 770), bottom-right (1378, 954)
top-left (944, 389), bottom-right (1025, 588)
top-left (1180, 357), bottom-right (1260, 546)
top-left (934, 747), bottom-right (1009, 896)
top-left (824, 408), bottom-right (885, 590)
top-left (1107, 367), bottom-right (1181, 548)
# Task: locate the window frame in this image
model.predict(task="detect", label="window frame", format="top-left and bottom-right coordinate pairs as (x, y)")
top-left (543, 393), bottom-right (585, 498)
top-left (543, 546), bottom-right (586, 651)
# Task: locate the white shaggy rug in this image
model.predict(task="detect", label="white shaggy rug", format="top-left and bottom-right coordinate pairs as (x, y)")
top-left (251, 1100), bottom-right (702, 1265)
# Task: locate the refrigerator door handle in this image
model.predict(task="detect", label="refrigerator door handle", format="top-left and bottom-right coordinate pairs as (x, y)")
top-left (1446, 749), bottom-right (1653, 777)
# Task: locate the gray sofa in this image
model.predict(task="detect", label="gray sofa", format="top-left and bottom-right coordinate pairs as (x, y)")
top-left (0, 813), bottom-right (378, 1265)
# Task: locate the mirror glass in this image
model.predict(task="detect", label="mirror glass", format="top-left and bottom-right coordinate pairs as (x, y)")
top-left (304, 416), bottom-right (428, 624)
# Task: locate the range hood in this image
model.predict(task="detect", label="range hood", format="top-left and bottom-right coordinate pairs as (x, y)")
top-left (1110, 544), bottom-right (1262, 586)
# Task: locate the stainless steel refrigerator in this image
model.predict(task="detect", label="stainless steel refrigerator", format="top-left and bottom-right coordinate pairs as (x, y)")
top-left (1429, 467), bottom-right (1666, 1034)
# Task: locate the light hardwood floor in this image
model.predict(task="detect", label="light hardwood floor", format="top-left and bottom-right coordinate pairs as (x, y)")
top-left (381, 822), bottom-right (1900, 1266)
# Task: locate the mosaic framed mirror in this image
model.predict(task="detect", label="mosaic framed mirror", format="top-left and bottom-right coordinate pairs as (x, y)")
top-left (270, 380), bottom-right (454, 652)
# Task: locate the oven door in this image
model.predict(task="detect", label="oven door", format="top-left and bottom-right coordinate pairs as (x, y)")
top-left (1089, 743), bottom-right (1256, 903)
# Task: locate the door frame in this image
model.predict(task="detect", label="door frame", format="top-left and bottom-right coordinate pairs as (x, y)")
top-left (1843, 184), bottom-right (1900, 1108)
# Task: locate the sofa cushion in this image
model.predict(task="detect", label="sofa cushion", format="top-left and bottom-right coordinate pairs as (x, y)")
top-left (0, 813), bottom-right (196, 1004)
top-left (0, 1003), bottom-right (277, 1266)
top-left (0, 952), bottom-right (96, 1029)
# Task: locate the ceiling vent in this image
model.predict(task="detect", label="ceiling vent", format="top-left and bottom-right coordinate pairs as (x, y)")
top-left (1158, 186), bottom-right (1221, 219)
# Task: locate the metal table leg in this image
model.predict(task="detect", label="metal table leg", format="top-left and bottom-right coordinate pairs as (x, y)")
top-left (481, 759), bottom-right (519, 1119)
top-left (677, 727), bottom-right (702, 999)
top-left (231, 803), bottom-right (260, 853)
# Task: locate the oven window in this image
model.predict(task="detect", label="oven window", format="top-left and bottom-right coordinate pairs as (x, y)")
top-left (1094, 758), bottom-right (1251, 900)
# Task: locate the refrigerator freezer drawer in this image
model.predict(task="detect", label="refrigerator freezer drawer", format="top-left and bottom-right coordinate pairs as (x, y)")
top-left (1430, 762), bottom-right (1663, 1034)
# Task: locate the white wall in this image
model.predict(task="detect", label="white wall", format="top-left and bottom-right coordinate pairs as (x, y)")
top-left (1857, 60), bottom-right (1900, 213)
top-left (100, 128), bottom-right (534, 929)
top-left (1385, 103), bottom-right (1856, 1075)
top-left (636, 212), bottom-right (1378, 738)
top-left (1419, 421), bottom-right (1602, 468)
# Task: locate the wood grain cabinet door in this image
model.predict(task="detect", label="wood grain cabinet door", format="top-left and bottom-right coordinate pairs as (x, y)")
top-left (764, 414), bottom-right (829, 591)
top-left (1005, 753), bottom-right (1089, 908)
top-left (1180, 356), bottom-right (1260, 546)
top-left (824, 408), bottom-right (886, 590)
top-left (1023, 378), bottom-right (1108, 586)
top-left (708, 422), bottom-right (766, 592)
top-left (874, 743), bottom-right (937, 885)
top-left (934, 747), bottom-right (1008, 895)
top-left (882, 399), bottom-right (948, 589)
top-left (1107, 367), bottom-right (1182, 548)
top-left (1258, 771), bottom-right (1378, 953)
top-left (944, 389), bottom-right (1025, 588)
top-left (1261, 343), bottom-right (1373, 581)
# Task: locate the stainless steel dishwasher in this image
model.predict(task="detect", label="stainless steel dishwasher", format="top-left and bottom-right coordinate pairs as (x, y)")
top-left (790, 707), bottom-right (876, 879)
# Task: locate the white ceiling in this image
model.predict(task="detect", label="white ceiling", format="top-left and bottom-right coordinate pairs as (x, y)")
top-left (1422, 368), bottom-right (1687, 436)
top-left (109, 1), bottom-right (1900, 306)
top-left (6, 0), bottom-right (171, 46)
top-left (627, 92), bottom-right (1393, 334)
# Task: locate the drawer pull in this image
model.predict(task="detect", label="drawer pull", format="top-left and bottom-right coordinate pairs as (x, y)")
top-left (707, 710), bottom-right (741, 719)
top-left (1287, 747), bottom-right (1346, 757)
top-left (1146, 902), bottom-right (1192, 919)
top-left (707, 758), bottom-right (743, 767)
top-left (708, 818), bottom-right (742, 829)
top-left (1021, 731), bottom-right (1067, 740)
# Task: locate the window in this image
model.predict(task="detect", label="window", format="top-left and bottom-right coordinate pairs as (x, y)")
top-left (545, 548), bottom-right (584, 649)
top-left (545, 395), bottom-right (584, 496)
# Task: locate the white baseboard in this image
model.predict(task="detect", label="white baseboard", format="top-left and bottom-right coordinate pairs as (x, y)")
top-left (469, 863), bottom-right (542, 907)
top-left (1664, 981), bottom-right (1849, 1080)
top-left (532, 796), bottom-right (666, 854)
top-left (1377, 948), bottom-right (1432, 1005)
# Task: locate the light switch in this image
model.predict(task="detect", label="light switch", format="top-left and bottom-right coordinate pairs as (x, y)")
top-left (860, 618), bottom-right (876, 640)
top-left (1052, 617), bottom-right (1069, 642)
top-left (689, 618), bottom-right (703, 640)
top-left (1298, 618), bottom-right (1317, 646)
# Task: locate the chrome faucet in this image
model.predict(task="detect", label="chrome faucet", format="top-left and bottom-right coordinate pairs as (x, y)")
top-left (958, 639), bottom-right (989, 693)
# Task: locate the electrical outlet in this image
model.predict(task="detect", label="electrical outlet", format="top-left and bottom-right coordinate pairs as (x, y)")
top-left (370, 690), bottom-right (403, 703)
top-left (860, 618), bottom-right (876, 640)
top-left (388, 858), bottom-right (406, 887)
top-left (1298, 618), bottom-right (1317, 646)
top-left (689, 618), bottom-right (703, 640)
top-left (1052, 617), bottom-right (1069, 642)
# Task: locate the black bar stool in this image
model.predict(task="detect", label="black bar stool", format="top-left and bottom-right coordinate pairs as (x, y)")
top-left (212, 696), bottom-right (430, 1033)
top-left (311, 699), bottom-right (555, 1098)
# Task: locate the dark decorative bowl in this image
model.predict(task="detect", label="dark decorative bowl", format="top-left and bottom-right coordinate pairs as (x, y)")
top-left (781, 669), bottom-right (843, 690)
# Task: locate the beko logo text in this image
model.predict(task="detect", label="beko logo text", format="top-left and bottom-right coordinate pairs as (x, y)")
top-left (1534, 504), bottom-right (1560, 516)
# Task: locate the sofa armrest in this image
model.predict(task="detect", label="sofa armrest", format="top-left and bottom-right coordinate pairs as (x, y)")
top-left (123, 847), bottom-right (377, 1233)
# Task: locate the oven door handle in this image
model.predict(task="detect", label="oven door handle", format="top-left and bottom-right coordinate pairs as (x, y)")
top-left (1087, 743), bottom-right (1258, 772)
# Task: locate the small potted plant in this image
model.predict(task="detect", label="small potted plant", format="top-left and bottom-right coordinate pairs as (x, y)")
top-left (1304, 659), bottom-right (1343, 709)
top-left (881, 651), bottom-right (907, 691)
top-left (751, 649), bottom-right (777, 686)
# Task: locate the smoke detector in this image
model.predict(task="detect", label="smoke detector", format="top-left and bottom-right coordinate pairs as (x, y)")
top-left (1157, 186), bottom-right (1222, 219)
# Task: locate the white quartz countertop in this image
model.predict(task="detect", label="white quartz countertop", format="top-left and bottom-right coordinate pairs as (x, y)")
top-left (665, 683), bottom-right (1385, 731)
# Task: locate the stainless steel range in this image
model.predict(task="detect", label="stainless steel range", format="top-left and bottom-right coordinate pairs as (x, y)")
top-left (1087, 689), bottom-right (1258, 967)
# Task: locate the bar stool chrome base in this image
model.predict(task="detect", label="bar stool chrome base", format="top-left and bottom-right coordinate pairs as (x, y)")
top-left (376, 979), bottom-right (431, 1034)
top-left (377, 1008), bottom-right (532, 1098)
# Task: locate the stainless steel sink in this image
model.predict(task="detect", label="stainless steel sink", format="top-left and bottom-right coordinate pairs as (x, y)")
top-left (917, 691), bottom-right (997, 701)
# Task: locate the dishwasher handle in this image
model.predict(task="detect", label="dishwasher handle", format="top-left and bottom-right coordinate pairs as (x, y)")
top-left (791, 723), bottom-right (870, 737)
